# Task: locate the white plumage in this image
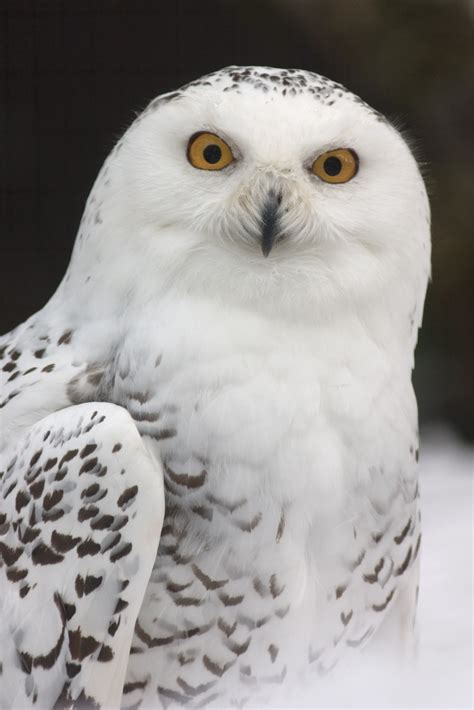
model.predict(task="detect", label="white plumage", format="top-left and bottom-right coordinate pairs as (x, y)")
top-left (0, 66), bottom-right (430, 708)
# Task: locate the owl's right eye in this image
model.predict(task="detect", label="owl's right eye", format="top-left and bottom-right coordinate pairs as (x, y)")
top-left (187, 132), bottom-right (235, 171)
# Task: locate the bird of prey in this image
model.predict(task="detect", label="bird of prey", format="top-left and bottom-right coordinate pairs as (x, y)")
top-left (0, 66), bottom-right (430, 708)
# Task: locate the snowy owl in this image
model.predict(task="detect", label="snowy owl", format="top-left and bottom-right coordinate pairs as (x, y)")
top-left (0, 66), bottom-right (430, 708)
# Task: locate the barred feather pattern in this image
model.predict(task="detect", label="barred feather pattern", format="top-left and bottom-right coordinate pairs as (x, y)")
top-left (0, 326), bottom-right (164, 709)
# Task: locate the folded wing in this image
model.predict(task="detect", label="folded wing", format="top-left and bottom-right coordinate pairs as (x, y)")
top-left (0, 402), bottom-right (164, 708)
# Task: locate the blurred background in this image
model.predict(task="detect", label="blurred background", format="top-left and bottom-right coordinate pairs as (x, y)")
top-left (1, 0), bottom-right (472, 439)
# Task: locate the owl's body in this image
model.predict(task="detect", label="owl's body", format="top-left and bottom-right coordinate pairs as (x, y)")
top-left (0, 67), bottom-right (429, 708)
top-left (121, 302), bottom-right (421, 706)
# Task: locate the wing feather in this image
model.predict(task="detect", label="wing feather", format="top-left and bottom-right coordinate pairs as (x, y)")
top-left (0, 402), bottom-right (164, 708)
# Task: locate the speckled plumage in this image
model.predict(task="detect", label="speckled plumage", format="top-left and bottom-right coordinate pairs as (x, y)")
top-left (0, 66), bottom-right (430, 708)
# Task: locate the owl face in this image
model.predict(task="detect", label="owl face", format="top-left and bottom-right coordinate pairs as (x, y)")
top-left (72, 68), bottom-right (430, 327)
top-left (127, 88), bottom-right (369, 256)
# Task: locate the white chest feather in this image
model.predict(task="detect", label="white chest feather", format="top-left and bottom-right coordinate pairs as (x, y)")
top-left (81, 298), bottom-right (420, 705)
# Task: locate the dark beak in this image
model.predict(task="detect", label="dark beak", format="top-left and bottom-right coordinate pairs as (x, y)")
top-left (260, 191), bottom-right (282, 257)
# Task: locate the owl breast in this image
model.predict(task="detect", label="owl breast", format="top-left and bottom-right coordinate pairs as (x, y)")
top-left (102, 299), bottom-right (420, 707)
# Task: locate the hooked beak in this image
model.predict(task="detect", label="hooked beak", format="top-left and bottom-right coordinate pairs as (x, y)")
top-left (260, 191), bottom-right (282, 257)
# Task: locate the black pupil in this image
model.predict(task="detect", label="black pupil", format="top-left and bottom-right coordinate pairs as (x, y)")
top-left (203, 144), bottom-right (222, 164)
top-left (323, 156), bottom-right (342, 176)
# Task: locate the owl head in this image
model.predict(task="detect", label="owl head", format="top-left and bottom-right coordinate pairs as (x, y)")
top-left (62, 67), bottom-right (430, 346)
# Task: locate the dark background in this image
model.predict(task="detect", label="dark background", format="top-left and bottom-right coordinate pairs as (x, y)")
top-left (1, 0), bottom-right (472, 438)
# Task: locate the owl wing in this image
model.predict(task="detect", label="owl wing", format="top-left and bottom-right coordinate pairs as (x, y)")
top-left (0, 402), bottom-right (164, 708)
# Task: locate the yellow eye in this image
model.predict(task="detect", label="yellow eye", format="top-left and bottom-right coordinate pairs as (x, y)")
top-left (311, 148), bottom-right (358, 184)
top-left (187, 132), bottom-right (234, 171)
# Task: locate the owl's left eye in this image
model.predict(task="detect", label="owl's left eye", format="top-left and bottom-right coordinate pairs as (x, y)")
top-left (187, 132), bottom-right (234, 171)
top-left (311, 148), bottom-right (358, 184)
